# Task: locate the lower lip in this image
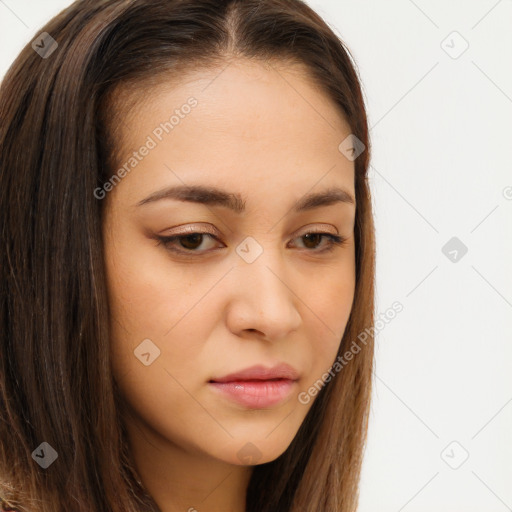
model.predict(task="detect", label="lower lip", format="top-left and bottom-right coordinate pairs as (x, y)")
top-left (209, 379), bottom-right (296, 408)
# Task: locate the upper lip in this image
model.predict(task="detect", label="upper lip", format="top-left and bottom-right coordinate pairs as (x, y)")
top-left (209, 363), bottom-right (300, 383)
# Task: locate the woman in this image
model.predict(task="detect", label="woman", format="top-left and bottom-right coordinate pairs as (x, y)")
top-left (0, 0), bottom-right (376, 510)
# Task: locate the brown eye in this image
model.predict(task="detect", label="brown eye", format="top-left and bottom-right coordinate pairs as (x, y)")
top-left (292, 233), bottom-right (347, 253)
top-left (178, 233), bottom-right (205, 250)
top-left (302, 233), bottom-right (323, 249)
top-left (156, 232), bottom-right (222, 255)
top-left (156, 230), bottom-right (346, 258)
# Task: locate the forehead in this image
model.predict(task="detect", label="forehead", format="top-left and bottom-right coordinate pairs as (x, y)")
top-left (105, 58), bottom-right (355, 207)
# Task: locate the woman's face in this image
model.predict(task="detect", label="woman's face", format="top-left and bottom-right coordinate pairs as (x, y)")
top-left (103, 59), bottom-right (357, 468)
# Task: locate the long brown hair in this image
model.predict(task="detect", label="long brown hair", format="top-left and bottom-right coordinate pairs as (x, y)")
top-left (0, 0), bottom-right (375, 510)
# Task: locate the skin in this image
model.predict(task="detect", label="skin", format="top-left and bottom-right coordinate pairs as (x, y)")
top-left (102, 58), bottom-right (357, 512)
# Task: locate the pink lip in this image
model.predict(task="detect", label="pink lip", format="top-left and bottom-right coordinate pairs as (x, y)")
top-left (208, 364), bottom-right (300, 408)
top-left (209, 379), bottom-right (297, 408)
top-left (209, 363), bottom-right (300, 383)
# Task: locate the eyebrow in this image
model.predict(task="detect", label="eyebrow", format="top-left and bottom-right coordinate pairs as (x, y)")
top-left (136, 184), bottom-right (355, 213)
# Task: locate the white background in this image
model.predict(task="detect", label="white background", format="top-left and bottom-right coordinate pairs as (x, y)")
top-left (1, 1), bottom-right (511, 511)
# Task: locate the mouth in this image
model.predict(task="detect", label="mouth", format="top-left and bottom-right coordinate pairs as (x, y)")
top-left (208, 363), bottom-right (300, 408)
top-left (208, 378), bottom-right (297, 408)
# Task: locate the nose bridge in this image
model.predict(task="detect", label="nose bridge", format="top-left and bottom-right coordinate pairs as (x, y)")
top-left (226, 239), bottom-right (302, 338)
top-left (238, 253), bottom-right (286, 300)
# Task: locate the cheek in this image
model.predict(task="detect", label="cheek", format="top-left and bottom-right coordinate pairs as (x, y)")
top-left (104, 227), bottom-right (189, 335)
top-left (300, 259), bottom-right (356, 376)
top-left (104, 234), bottom-right (220, 392)
top-left (105, 249), bottom-right (211, 439)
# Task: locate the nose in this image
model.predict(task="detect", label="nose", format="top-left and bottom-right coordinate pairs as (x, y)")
top-left (224, 249), bottom-right (302, 342)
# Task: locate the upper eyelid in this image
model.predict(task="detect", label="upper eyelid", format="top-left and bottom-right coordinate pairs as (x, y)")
top-left (160, 223), bottom-right (218, 238)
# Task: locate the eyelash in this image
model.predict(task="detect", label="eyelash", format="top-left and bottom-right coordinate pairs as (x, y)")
top-left (155, 231), bottom-right (347, 257)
